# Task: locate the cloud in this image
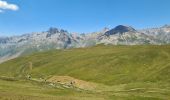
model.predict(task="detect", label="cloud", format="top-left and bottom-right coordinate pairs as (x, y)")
top-left (0, 0), bottom-right (19, 12)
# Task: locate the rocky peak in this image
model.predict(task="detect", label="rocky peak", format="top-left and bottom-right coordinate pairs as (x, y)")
top-left (105, 25), bottom-right (136, 36)
top-left (161, 24), bottom-right (170, 28)
top-left (46, 27), bottom-right (68, 38)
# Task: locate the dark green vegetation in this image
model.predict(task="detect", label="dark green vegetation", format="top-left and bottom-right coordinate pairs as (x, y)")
top-left (0, 45), bottom-right (170, 100)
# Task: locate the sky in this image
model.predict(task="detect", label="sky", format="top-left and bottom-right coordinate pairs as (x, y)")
top-left (0, 0), bottom-right (170, 36)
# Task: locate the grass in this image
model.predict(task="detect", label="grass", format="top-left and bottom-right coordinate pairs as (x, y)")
top-left (0, 45), bottom-right (170, 99)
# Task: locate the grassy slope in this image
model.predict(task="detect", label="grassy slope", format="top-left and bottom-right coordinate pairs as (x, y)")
top-left (0, 45), bottom-right (170, 99)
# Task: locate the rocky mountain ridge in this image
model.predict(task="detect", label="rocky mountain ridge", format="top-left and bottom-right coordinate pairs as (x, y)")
top-left (0, 24), bottom-right (170, 63)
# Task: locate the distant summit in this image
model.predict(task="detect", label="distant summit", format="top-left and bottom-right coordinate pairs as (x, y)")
top-left (105, 25), bottom-right (136, 36)
top-left (48, 27), bottom-right (68, 34)
top-left (161, 24), bottom-right (170, 28)
top-left (46, 27), bottom-right (68, 38)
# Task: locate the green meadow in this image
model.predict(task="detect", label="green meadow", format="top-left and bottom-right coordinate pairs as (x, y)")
top-left (0, 45), bottom-right (170, 100)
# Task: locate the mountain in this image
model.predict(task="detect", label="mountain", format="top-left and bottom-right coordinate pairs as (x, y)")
top-left (0, 25), bottom-right (170, 63)
top-left (105, 25), bottom-right (136, 36)
top-left (0, 28), bottom-right (86, 63)
top-left (97, 25), bottom-right (156, 45)
top-left (141, 24), bottom-right (170, 43)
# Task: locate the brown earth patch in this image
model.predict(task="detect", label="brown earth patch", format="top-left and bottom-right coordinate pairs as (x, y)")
top-left (47, 76), bottom-right (98, 90)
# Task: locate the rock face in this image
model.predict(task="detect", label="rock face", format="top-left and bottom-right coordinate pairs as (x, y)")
top-left (97, 25), bottom-right (160, 45)
top-left (105, 25), bottom-right (136, 36)
top-left (140, 25), bottom-right (170, 44)
top-left (0, 24), bottom-right (170, 63)
top-left (0, 28), bottom-right (85, 63)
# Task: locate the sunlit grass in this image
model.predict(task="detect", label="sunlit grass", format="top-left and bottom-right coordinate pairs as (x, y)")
top-left (0, 45), bottom-right (170, 99)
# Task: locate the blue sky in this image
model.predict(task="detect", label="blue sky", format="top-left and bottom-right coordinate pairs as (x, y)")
top-left (0, 0), bottom-right (170, 36)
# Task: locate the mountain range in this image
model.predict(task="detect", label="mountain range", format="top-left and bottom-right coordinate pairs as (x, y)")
top-left (0, 24), bottom-right (170, 63)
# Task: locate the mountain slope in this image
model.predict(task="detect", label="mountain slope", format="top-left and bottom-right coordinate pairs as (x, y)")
top-left (0, 45), bottom-right (170, 84)
top-left (141, 25), bottom-right (170, 43)
top-left (0, 45), bottom-right (170, 99)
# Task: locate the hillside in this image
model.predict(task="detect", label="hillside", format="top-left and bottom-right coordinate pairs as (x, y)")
top-left (0, 45), bottom-right (170, 100)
